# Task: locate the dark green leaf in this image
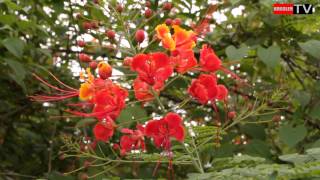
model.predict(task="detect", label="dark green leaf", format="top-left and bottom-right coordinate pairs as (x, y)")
top-left (279, 124), bottom-right (307, 147)
top-left (257, 45), bottom-right (281, 68)
top-left (225, 44), bottom-right (249, 61)
top-left (2, 37), bottom-right (25, 58)
top-left (299, 40), bottom-right (320, 60)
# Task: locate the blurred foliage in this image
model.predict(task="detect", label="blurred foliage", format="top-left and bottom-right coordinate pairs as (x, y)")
top-left (0, 0), bottom-right (319, 179)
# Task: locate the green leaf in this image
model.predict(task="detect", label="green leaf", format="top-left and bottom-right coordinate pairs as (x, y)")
top-left (279, 124), bottom-right (307, 147)
top-left (225, 44), bottom-right (249, 61)
top-left (0, 15), bottom-right (17, 25)
top-left (310, 105), bottom-right (320, 120)
top-left (116, 105), bottom-right (148, 125)
top-left (257, 45), bottom-right (281, 68)
top-left (292, 90), bottom-right (311, 107)
top-left (47, 171), bottom-right (75, 180)
top-left (2, 37), bottom-right (25, 58)
top-left (187, 173), bottom-right (213, 180)
top-left (4, 0), bottom-right (22, 10)
top-left (4, 59), bottom-right (26, 91)
top-left (299, 40), bottom-right (320, 59)
top-left (75, 118), bottom-right (97, 128)
top-left (90, 6), bottom-right (106, 21)
top-left (244, 139), bottom-right (271, 158)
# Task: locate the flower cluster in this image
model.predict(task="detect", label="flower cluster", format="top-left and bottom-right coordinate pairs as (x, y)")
top-left (31, 22), bottom-right (231, 162)
top-left (129, 23), bottom-right (228, 105)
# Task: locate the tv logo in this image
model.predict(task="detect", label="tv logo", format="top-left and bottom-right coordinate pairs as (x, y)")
top-left (273, 3), bottom-right (315, 15)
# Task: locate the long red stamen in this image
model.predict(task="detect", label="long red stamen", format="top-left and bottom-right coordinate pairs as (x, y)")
top-left (212, 102), bottom-right (221, 126)
top-left (48, 72), bottom-right (78, 91)
top-left (65, 108), bottom-right (115, 118)
top-left (32, 73), bottom-right (75, 93)
top-left (29, 92), bottom-right (78, 102)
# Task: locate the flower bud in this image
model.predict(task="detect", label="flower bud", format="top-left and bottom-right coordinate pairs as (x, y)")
top-left (79, 53), bottom-right (91, 62)
top-left (135, 29), bottom-right (145, 43)
top-left (77, 40), bottom-right (86, 47)
top-left (89, 61), bottom-right (98, 69)
top-left (145, 9), bottom-right (153, 18)
top-left (106, 30), bottom-right (116, 39)
top-left (82, 22), bottom-right (92, 30)
top-left (165, 18), bottom-right (172, 26)
top-left (116, 4), bottom-right (123, 13)
top-left (228, 111), bottom-right (236, 119)
top-left (145, 1), bottom-right (151, 7)
top-left (123, 57), bottom-right (133, 66)
top-left (163, 2), bottom-right (172, 11)
top-left (173, 18), bottom-right (182, 25)
top-left (98, 62), bottom-right (112, 79)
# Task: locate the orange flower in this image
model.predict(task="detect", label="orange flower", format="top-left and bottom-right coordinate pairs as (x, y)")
top-left (79, 68), bottom-right (95, 101)
top-left (155, 24), bottom-right (196, 52)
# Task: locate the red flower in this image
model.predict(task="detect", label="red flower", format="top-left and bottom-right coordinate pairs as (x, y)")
top-left (92, 80), bottom-right (128, 120)
top-left (216, 84), bottom-right (228, 100)
top-left (200, 44), bottom-right (221, 72)
top-left (131, 53), bottom-right (173, 87)
top-left (120, 124), bottom-right (145, 155)
top-left (69, 79), bottom-right (128, 120)
top-left (188, 74), bottom-right (219, 104)
top-left (188, 74), bottom-right (228, 104)
top-left (133, 79), bottom-right (158, 102)
top-left (171, 50), bottom-right (197, 74)
top-left (93, 119), bottom-right (116, 142)
top-left (145, 113), bottom-right (185, 149)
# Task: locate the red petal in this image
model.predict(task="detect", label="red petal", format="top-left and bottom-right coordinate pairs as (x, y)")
top-left (165, 113), bottom-right (182, 129)
top-left (152, 52), bottom-right (170, 68)
top-left (153, 135), bottom-right (165, 148)
top-left (155, 66), bottom-right (173, 82)
top-left (131, 54), bottom-right (149, 71)
top-left (173, 125), bottom-right (185, 142)
top-left (121, 128), bottom-right (134, 134)
top-left (145, 120), bottom-right (161, 137)
top-left (93, 123), bottom-right (114, 141)
top-left (216, 85), bottom-right (228, 100)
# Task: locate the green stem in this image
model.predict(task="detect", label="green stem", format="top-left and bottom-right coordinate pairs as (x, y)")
top-left (191, 135), bottom-right (204, 173)
top-left (150, 88), bottom-right (166, 113)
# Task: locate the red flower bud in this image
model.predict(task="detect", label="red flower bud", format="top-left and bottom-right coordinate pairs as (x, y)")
top-left (98, 62), bottom-right (112, 79)
top-left (113, 143), bottom-right (120, 150)
top-left (89, 61), bottom-right (98, 69)
top-left (228, 111), bottom-right (236, 119)
top-left (165, 18), bottom-right (172, 26)
top-left (163, 2), bottom-right (172, 11)
top-left (135, 29), bottom-right (145, 43)
top-left (58, 153), bottom-right (65, 160)
top-left (173, 18), bottom-right (182, 25)
top-left (80, 173), bottom-right (88, 180)
top-left (83, 160), bottom-right (91, 168)
top-left (272, 115), bottom-right (281, 122)
top-left (77, 40), bottom-right (86, 47)
top-left (91, 21), bottom-right (99, 29)
top-left (145, 1), bottom-right (151, 7)
top-left (123, 57), bottom-right (133, 66)
top-left (82, 22), bottom-right (92, 30)
top-left (145, 9), bottom-right (153, 18)
top-left (76, 13), bottom-right (82, 19)
top-left (106, 30), bottom-right (116, 39)
top-left (116, 4), bottom-right (123, 13)
top-left (79, 53), bottom-right (91, 62)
